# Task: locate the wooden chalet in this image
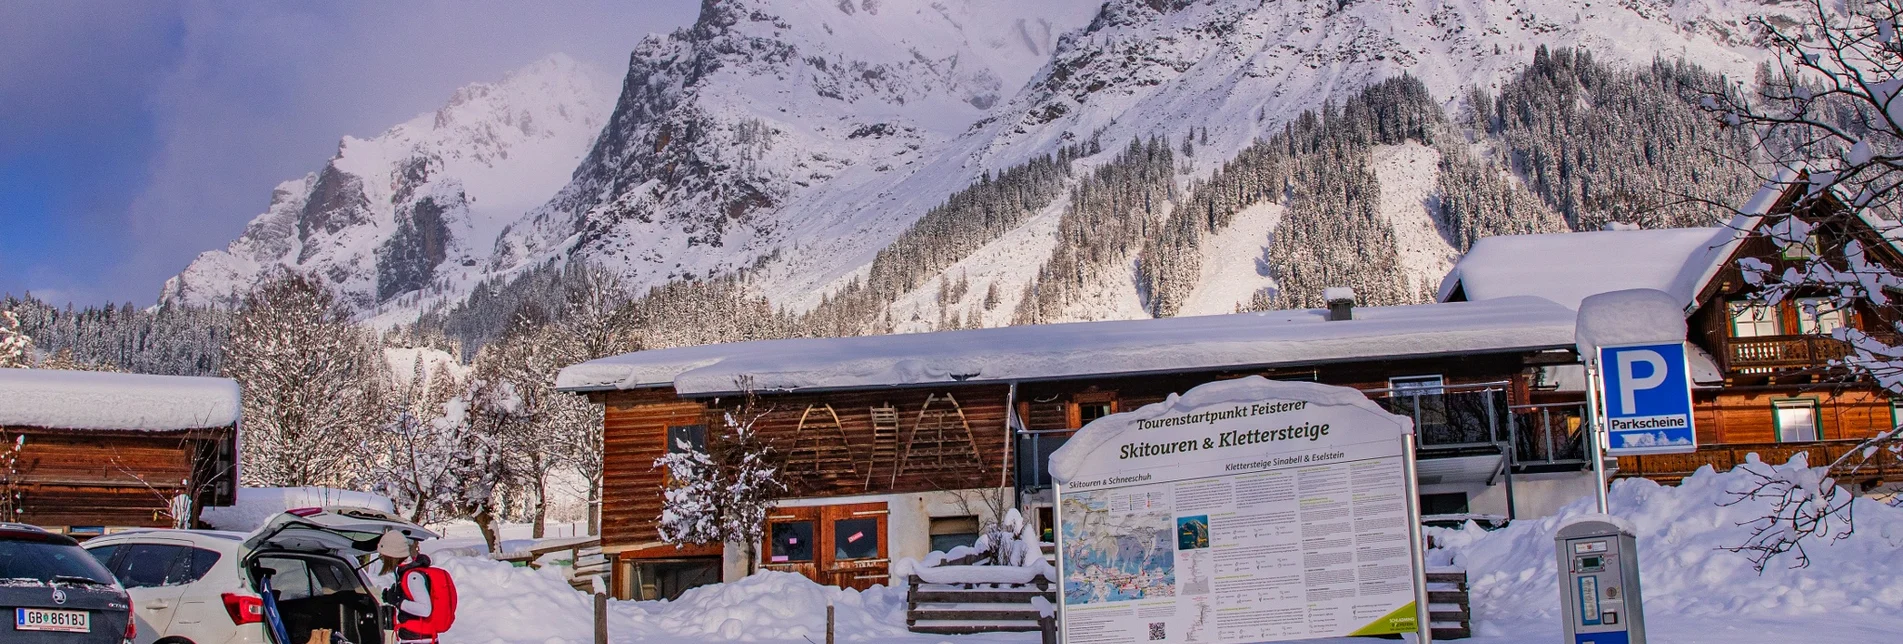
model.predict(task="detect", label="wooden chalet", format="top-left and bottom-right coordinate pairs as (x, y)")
top-left (559, 295), bottom-right (1600, 600)
top-left (0, 368), bottom-right (241, 534)
top-left (1442, 174), bottom-right (1903, 488)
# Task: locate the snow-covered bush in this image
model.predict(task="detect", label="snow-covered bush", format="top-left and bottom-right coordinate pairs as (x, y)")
top-left (654, 382), bottom-right (785, 572)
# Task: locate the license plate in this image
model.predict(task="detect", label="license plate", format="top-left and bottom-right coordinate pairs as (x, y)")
top-left (15, 608), bottom-right (90, 633)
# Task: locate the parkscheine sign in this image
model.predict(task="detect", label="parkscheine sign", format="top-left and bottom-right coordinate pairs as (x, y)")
top-left (1049, 376), bottom-right (1428, 644)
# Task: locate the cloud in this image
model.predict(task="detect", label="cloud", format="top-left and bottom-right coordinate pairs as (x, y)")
top-left (0, 0), bottom-right (699, 307)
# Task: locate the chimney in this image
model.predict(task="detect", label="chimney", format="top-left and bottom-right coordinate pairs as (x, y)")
top-left (1323, 287), bottom-right (1356, 321)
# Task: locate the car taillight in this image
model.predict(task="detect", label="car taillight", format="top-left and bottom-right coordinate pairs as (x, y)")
top-left (286, 507), bottom-right (323, 517)
top-left (124, 596), bottom-right (136, 642)
top-left (222, 593), bottom-right (264, 625)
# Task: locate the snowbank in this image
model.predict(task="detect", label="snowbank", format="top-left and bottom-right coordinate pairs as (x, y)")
top-left (558, 297), bottom-right (1577, 394)
top-left (1428, 455), bottom-right (1903, 640)
top-left (441, 559), bottom-right (1034, 644)
top-left (200, 487), bottom-right (397, 532)
top-left (0, 368), bottom-right (240, 430)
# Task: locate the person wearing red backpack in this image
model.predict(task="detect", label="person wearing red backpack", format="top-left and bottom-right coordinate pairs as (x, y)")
top-left (377, 530), bottom-right (458, 644)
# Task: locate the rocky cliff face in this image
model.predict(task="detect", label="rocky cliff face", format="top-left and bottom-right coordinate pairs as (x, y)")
top-left (167, 0), bottom-right (1788, 333)
top-left (160, 54), bottom-right (611, 312)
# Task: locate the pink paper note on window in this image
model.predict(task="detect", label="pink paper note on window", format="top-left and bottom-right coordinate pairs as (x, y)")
top-left (772, 555), bottom-right (789, 562)
top-left (847, 531), bottom-right (864, 543)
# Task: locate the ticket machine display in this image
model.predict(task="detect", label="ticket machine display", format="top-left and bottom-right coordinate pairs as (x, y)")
top-left (1556, 518), bottom-right (1646, 644)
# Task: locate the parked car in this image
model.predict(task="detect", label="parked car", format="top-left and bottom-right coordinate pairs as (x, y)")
top-left (82, 507), bottom-right (436, 644)
top-left (0, 522), bottom-right (135, 643)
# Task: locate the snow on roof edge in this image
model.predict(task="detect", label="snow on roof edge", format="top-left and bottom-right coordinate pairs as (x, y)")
top-left (558, 297), bottom-right (1581, 396)
top-left (0, 368), bottom-right (242, 431)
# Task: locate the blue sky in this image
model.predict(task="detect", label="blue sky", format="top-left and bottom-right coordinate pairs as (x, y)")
top-left (0, 1), bottom-right (699, 307)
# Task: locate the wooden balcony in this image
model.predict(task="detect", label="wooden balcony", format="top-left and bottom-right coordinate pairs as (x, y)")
top-left (1723, 335), bottom-right (1852, 373)
top-left (1720, 332), bottom-right (1902, 375)
top-left (1614, 439), bottom-right (1903, 484)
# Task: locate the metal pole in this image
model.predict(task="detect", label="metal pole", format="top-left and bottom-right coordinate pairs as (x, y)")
top-left (1583, 358), bottom-right (1610, 514)
top-left (1401, 433), bottom-right (1433, 644)
top-left (1497, 390), bottom-right (1516, 521)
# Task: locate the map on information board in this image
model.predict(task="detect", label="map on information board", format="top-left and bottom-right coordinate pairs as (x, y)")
top-left (1060, 488), bottom-right (1176, 605)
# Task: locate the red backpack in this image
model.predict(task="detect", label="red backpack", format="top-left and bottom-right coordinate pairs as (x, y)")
top-left (398, 566), bottom-right (458, 635)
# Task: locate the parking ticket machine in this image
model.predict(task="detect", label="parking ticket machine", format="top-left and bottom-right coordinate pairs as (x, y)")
top-left (1556, 518), bottom-right (1646, 644)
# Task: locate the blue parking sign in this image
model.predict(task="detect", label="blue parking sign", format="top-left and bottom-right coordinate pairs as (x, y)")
top-left (1598, 343), bottom-right (1697, 455)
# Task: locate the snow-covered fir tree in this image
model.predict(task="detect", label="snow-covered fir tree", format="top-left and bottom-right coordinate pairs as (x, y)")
top-left (0, 310), bottom-right (32, 369)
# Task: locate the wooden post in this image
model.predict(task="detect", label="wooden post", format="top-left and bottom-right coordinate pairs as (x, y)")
top-left (826, 601), bottom-right (835, 644)
top-left (594, 592), bottom-right (608, 644)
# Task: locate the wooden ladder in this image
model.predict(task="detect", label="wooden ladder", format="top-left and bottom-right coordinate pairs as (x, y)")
top-left (894, 393), bottom-right (984, 485)
top-left (867, 404), bottom-right (900, 487)
top-left (787, 404), bottom-right (860, 486)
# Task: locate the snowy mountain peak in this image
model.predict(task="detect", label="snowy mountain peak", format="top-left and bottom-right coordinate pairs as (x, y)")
top-left (161, 54), bottom-right (612, 312)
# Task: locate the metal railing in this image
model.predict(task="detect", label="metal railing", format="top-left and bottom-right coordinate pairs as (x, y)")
top-left (1509, 401), bottom-right (1588, 466)
top-left (1363, 382), bottom-right (1510, 450)
top-left (1015, 430), bottom-right (1071, 490)
top-left (1012, 382), bottom-right (1591, 491)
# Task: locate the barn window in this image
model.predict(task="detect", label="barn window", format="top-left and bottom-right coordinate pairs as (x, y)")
top-left (1794, 298), bottom-right (1848, 336)
top-left (928, 516), bottom-right (980, 553)
top-left (1780, 232), bottom-right (1820, 260)
top-left (667, 425), bottom-right (707, 455)
top-left (768, 521), bottom-right (815, 563)
top-left (1773, 399), bottom-right (1819, 442)
top-left (833, 518), bottom-right (880, 560)
top-left (1728, 301), bottom-right (1783, 337)
top-left (1070, 392), bottom-right (1118, 428)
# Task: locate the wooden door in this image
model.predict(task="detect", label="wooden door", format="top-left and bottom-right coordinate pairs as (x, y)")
top-left (820, 502), bottom-right (889, 590)
top-left (760, 502), bottom-right (890, 590)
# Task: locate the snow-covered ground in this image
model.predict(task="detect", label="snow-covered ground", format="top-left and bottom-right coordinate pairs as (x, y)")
top-left (1371, 142), bottom-right (1456, 293)
top-left (1179, 201), bottom-right (1283, 316)
top-left (427, 455), bottom-right (1903, 643)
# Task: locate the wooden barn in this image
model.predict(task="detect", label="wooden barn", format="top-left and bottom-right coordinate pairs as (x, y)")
top-left (558, 295), bottom-right (1600, 601)
top-left (0, 368), bottom-right (241, 534)
top-left (1442, 173), bottom-right (1903, 488)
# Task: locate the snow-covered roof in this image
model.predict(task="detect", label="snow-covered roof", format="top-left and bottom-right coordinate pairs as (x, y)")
top-left (557, 296), bottom-right (1580, 395)
top-left (0, 368), bottom-right (242, 431)
top-left (1440, 170), bottom-right (1829, 313)
top-left (1438, 227), bottom-right (1734, 311)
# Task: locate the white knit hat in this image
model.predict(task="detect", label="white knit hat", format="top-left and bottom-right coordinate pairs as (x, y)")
top-left (377, 530), bottom-right (412, 559)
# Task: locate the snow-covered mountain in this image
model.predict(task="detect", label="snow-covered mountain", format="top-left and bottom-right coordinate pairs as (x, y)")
top-left (160, 54), bottom-right (612, 312)
top-left (166, 0), bottom-right (1788, 337)
top-left (482, 0), bottom-right (1774, 321)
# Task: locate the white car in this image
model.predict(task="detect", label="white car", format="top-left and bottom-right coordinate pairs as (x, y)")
top-left (83, 507), bottom-right (436, 644)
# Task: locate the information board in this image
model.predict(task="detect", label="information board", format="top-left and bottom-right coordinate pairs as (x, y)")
top-left (1597, 342), bottom-right (1697, 456)
top-left (1050, 377), bottom-right (1424, 644)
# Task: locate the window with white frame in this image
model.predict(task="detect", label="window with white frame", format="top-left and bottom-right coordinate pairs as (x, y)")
top-left (1794, 297), bottom-right (1849, 336)
top-left (1773, 399), bottom-right (1819, 442)
top-left (1729, 301), bottom-right (1783, 337)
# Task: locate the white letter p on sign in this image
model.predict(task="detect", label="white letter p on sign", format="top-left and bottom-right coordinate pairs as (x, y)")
top-left (1615, 349), bottom-right (1668, 415)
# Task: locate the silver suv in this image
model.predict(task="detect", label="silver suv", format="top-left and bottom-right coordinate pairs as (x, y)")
top-left (83, 508), bottom-right (435, 644)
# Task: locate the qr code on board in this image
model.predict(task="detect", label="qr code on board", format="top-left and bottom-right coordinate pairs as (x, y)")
top-left (1148, 622), bottom-right (1166, 640)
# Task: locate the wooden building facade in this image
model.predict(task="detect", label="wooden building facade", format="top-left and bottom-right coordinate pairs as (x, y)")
top-left (562, 296), bottom-right (1596, 600)
top-left (1442, 177), bottom-right (1903, 487)
top-left (0, 369), bottom-right (241, 534)
top-left (1625, 182), bottom-right (1903, 484)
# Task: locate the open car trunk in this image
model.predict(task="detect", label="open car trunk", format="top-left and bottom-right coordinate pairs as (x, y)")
top-left (242, 508), bottom-right (439, 644)
top-left (250, 553), bottom-right (382, 644)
